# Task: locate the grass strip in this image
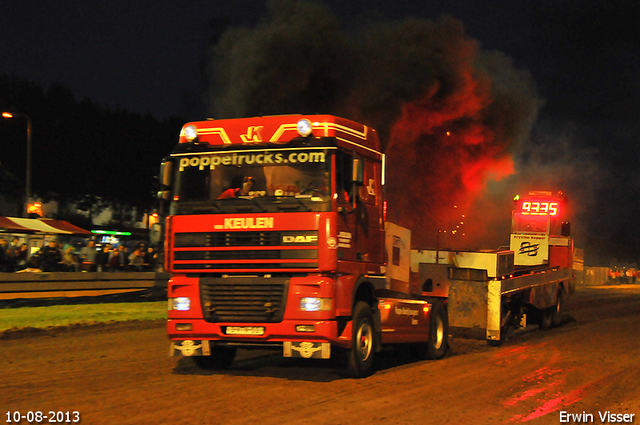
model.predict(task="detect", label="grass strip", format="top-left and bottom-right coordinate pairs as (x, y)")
top-left (0, 301), bottom-right (167, 331)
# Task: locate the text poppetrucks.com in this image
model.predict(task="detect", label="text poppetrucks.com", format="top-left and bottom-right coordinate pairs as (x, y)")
top-left (560, 410), bottom-right (635, 423)
top-left (178, 150), bottom-right (327, 171)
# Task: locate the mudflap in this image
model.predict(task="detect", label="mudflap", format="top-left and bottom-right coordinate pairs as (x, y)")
top-left (170, 340), bottom-right (211, 357)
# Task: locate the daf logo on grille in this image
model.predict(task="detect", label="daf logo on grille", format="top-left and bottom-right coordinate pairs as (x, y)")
top-left (282, 235), bottom-right (318, 243)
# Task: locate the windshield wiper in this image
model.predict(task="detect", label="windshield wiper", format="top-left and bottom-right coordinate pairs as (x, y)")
top-left (277, 197), bottom-right (311, 211)
top-left (295, 194), bottom-right (327, 202)
top-left (191, 205), bottom-right (221, 214)
top-left (216, 196), bottom-right (267, 212)
top-left (251, 196), bottom-right (311, 212)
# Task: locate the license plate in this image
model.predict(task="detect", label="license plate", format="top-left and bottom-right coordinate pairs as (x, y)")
top-left (226, 326), bottom-right (265, 335)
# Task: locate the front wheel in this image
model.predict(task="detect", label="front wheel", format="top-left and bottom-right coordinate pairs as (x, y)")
top-left (347, 301), bottom-right (377, 378)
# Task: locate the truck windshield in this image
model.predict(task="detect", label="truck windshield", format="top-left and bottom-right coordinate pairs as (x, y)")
top-left (171, 148), bottom-right (332, 213)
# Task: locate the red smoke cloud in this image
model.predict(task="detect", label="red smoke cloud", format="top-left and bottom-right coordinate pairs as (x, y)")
top-left (385, 63), bottom-right (519, 248)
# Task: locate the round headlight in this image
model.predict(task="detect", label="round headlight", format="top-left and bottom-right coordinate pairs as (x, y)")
top-left (184, 125), bottom-right (198, 141)
top-left (297, 119), bottom-right (313, 137)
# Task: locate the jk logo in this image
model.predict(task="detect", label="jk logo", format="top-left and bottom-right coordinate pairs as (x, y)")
top-left (241, 126), bottom-right (264, 143)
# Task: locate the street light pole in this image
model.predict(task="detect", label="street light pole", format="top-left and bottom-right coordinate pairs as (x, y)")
top-left (26, 115), bottom-right (32, 213)
top-left (1, 111), bottom-right (32, 217)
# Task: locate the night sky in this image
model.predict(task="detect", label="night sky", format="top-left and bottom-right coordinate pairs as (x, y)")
top-left (2, 1), bottom-right (637, 121)
top-left (1, 0), bottom-right (639, 264)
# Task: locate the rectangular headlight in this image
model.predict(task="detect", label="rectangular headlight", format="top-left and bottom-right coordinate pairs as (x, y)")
top-left (171, 297), bottom-right (191, 311)
top-left (300, 297), bottom-right (332, 312)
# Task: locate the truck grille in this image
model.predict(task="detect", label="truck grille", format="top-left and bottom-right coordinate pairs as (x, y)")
top-left (175, 231), bottom-right (283, 247)
top-left (200, 276), bottom-right (288, 323)
top-left (172, 231), bottom-right (318, 271)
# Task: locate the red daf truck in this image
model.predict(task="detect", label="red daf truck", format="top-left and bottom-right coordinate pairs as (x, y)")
top-left (160, 115), bottom-right (574, 377)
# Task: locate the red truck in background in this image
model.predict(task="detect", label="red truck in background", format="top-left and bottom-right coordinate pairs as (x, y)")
top-left (159, 115), bottom-right (575, 377)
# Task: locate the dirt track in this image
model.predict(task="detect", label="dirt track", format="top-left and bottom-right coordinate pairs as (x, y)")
top-left (2, 284), bottom-right (640, 424)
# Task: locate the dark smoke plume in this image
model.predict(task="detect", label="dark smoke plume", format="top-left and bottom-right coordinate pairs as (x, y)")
top-left (206, 0), bottom-right (541, 248)
top-left (207, 0), bottom-right (351, 118)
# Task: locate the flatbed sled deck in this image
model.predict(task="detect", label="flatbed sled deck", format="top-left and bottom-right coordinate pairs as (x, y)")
top-left (448, 266), bottom-right (573, 342)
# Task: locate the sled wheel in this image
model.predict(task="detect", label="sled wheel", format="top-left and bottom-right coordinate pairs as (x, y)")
top-left (539, 307), bottom-right (553, 330)
top-left (487, 299), bottom-right (514, 346)
top-left (551, 287), bottom-right (565, 328)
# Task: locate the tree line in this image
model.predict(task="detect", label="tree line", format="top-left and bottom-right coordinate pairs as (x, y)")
top-left (0, 74), bottom-right (185, 218)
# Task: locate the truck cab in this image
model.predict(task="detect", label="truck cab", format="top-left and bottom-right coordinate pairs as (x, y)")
top-left (162, 115), bottom-right (408, 377)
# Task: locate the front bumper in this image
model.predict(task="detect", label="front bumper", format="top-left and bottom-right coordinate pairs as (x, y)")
top-left (168, 318), bottom-right (342, 358)
top-left (170, 338), bottom-right (331, 359)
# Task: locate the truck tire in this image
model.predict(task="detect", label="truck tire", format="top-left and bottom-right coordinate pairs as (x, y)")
top-left (414, 301), bottom-right (448, 360)
top-left (551, 287), bottom-right (565, 328)
top-left (347, 301), bottom-right (376, 378)
top-left (192, 346), bottom-right (237, 370)
top-left (427, 301), bottom-right (448, 359)
top-left (539, 307), bottom-right (553, 330)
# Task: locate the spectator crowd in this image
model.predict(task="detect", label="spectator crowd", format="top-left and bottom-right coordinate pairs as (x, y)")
top-left (607, 267), bottom-right (638, 284)
top-left (0, 237), bottom-right (159, 273)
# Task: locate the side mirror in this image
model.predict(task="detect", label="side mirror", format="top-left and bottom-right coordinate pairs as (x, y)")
top-left (352, 158), bottom-right (364, 186)
top-left (149, 223), bottom-right (164, 245)
top-left (349, 158), bottom-right (365, 212)
top-left (561, 221), bottom-right (571, 237)
top-left (158, 159), bottom-right (173, 201)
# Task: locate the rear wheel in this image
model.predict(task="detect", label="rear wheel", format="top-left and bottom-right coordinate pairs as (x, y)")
top-left (414, 301), bottom-right (448, 360)
top-left (427, 301), bottom-right (448, 359)
top-left (347, 301), bottom-right (376, 378)
top-left (551, 287), bottom-right (565, 327)
top-left (192, 346), bottom-right (237, 370)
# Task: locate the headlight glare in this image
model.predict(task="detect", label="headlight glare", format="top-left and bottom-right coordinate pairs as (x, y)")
top-left (300, 297), bottom-right (332, 312)
top-left (297, 119), bottom-right (313, 137)
top-left (184, 125), bottom-right (198, 141)
top-left (171, 297), bottom-right (191, 311)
